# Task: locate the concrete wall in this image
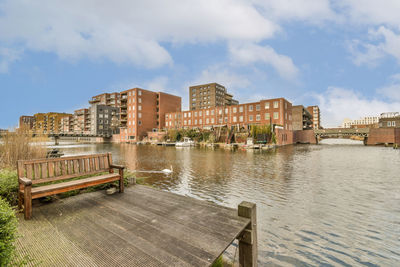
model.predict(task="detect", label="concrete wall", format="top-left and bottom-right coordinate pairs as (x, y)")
top-left (293, 129), bottom-right (317, 144)
top-left (367, 128), bottom-right (399, 145)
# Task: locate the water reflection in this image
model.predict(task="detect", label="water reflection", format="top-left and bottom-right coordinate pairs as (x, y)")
top-left (58, 141), bottom-right (400, 266)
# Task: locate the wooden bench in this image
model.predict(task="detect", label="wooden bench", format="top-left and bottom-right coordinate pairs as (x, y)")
top-left (17, 153), bottom-right (124, 220)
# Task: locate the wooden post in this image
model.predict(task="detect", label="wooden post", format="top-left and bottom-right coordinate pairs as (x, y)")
top-left (238, 201), bottom-right (257, 267)
top-left (119, 168), bottom-right (124, 193)
top-left (24, 185), bottom-right (32, 220)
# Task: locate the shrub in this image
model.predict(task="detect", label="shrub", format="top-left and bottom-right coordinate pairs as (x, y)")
top-left (0, 197), bottom-right (18, 267)
top-left (0, 170), bottom-right (18, 206)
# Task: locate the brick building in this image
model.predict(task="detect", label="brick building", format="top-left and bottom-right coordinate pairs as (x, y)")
top-left (306, 106), bottom-right (321, 129)
top-left (60, 115), bottom-right (74, 133)
top-left (189, 83), bottom-right (238, 110)
top-left (165, 97), bottom-right (292, 131)
top-left (19, 115), bottom-right (34, 130)
top-left (73, 109), bottom-right (91, 134)
top-left (33, 112), bottom-right (72, 134)
top-left (292, 105), bottom-right (312, 131)
top-left (89, 92), bottom-right (121, 108)
top-left (379, 112), bottom-right (400, 128)
top-left (117, 88), bottom-right (181, 142)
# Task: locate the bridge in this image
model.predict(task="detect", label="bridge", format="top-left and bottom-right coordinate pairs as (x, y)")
top-left (314, 128), bottom-right (370, 138)
top-left (45, 133), bottom-right (112, 145)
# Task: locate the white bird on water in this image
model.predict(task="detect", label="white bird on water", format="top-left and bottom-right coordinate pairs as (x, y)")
top-left (161, 165), bottom-right (173, 174)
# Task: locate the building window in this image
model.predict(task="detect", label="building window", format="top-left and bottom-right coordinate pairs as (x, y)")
top-left (194, 112), bottom-right (198, 117)
top-left (206, 110), bottom-right (209, 116)
top-left (219, 118), bottom-right (223, 124)
top-left (393, 121), bottom-right (396, 126)
top-left (388, 121), bottom-right (391, 127)
top-left (249, 115), bottom-right (253, 121)
top-left (188, 120), bottom-right (191, 125)
top-left (211, 118), bottom-right (215, 123)
top-left (199, 119), bottom-right (202, 124)
top-left (138, 120), bottom-right (142, 125)
top-left (233, 116), bottom-right (237, 122)
top-left (273, 101), bottom-right (279, 108)
top-left (138, 106), bottom-right (142, 111)
top-left (138, 90), bottom-right (142, 96)
top-left (256, 104), bottom-right (260, 111)
top-left (211, 110), bottom-right (215, 115)
top-left (224, 117), bottom-right (228, 123)
top-left (138, 113), bottom-right (142, 118)
top-left (233, 107), bottom-right (237, 113)
top-left (265, 113), bottom-right (270, 120)
top-left (199, 111), bottom-right (202, 116)
top-left (195, 119), bottom-right (197, 124)
top-left (239, 106), bottom-right (243, 113)
top-left (184, 120), bottom-right (187, 125)
top-left (138, 98), bottom-right (142, 103)
top-left (219, 109), bottom-right (222, 115)
top-left (206, 118), bottom-right (209, 124)
top-left (256, 114), bottom-right (261, 121)
top-left (184, 113), bottom-right (187, 118)
top-left (249, 105), bottom-right (253, 111)
top-left (273, 112), bottom-right (279, 119)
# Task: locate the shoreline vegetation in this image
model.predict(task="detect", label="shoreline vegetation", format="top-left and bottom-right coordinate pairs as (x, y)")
top-left (164, 124), bottom-right (276, 145)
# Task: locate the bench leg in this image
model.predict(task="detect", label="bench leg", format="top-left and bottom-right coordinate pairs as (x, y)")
top-left (18, 185), bottom-right (23, 211)
top-left (119, 168), bottom-right (124, 193)
top-left (24, 185), bottom-right (32, 220)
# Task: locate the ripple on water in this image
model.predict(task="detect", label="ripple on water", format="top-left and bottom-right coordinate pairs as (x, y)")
top-left (57, 143), bottom-right (400, 266)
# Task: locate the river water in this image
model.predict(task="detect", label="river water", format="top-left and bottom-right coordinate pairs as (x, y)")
top-left (54, 140), bottom-right (400, 266)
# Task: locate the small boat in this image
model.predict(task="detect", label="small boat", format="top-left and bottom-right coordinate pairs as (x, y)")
top-left (175, 137), bottom-right (195, 147)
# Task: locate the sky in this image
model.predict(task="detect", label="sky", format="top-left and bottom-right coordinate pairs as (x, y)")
top-left (0, 0), bottom-right (400, 128)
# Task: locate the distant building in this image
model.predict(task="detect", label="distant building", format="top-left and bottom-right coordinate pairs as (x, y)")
top-left (60, 115), bottom-right (74, 133)
top-left (379, 112), bottom-right (400, 128)
top-left (118, 88), bottom-right (181, 142)
top-left (166, 97), bottom-right (293, 131)
top-left (306, 106), bottom-right (321, 129)
top-left (33, 112), bottom-right (72, 134)
top-left (292, 105), bottom-right (313, 131)
top-left (342, 116), bottom-right (379, 129)
top-left (90, 104), bottom-right (120, 136)
top-left (189, 83), bottom-right (239, 110)
top-left (19, 115), bottom-right (34, 130)
top-left (89, 92), bottom-right (121, 108)
top-left (73, 109), bottom-right (91, 134)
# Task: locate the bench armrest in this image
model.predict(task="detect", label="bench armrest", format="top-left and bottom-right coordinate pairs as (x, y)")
top-left (110, 164), bottom-right (125, 170)
top-left (19, 177), bottom-right (32, 186)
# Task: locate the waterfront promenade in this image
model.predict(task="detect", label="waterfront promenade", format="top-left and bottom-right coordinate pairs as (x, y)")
top-left (14, 185), bottom-right (253, 266)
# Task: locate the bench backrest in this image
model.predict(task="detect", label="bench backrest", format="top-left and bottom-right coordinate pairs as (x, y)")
top-left (17, 153), bottom-right (113, 185)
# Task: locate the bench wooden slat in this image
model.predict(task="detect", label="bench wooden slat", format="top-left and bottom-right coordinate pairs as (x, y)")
top-left (95, 157), bottom-right (99, 171)
top-left (27, 174), bottom-right (120, 199)
top-left (41, 163), bottom-right (48, 179)
top-left (104, 155), bottom-right (109, 169)
top-left (89, 158), bottom-right (94, 172)
top-left (55, 161), bottom-right (61, 176)
top-left (48, 162), bottom-right (54, 178)
top-left (79, 159), bottom-right (84, 173)
top-left (26, 164), bottom-right (33, 179)
top-left (99, 156), bottom-right (104, 169)
top-left (34, 163), bottom-right (40, 179)
top-left (68, 161), bottom-right (74, 175)
top-left (73, 160), bottom-right (79, 174)
top-left (20, 153), bottom-right (109, 164)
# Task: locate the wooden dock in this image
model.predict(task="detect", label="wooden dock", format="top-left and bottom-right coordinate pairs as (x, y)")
top-left (15, 185), bottom-right (257, 266)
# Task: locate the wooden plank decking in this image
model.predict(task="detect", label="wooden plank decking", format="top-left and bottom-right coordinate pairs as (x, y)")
top-left (15, 185), bottom-right (251, 266)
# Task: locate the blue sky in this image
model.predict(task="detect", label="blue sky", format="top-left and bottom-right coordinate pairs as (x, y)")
top-left (1, 0), bottom-right (400, 128)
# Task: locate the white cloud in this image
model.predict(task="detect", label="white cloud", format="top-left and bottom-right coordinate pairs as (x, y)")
top-left (348, 27), bottom-right (400, 66)
top-left (145, 76), bottom-right (169, 92)
top-left (0, 47), bottom-right (21, 73)
top-left (0, 0), bottom-right (278, 69)
top-left (377, 84), bottom-right (400, 102)
top-left (315, 87), bottom-right (400, 127)
top-left (229, 43), bottom-right (299, 80)
top-left (337, 0), bottom-right (400, 27)
top-left (253, 0), bottom-right (336, 23)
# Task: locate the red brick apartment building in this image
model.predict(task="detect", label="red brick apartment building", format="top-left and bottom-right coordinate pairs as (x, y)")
top-left (116, 88), bottom-right (181, 142)
top-left (165, 98), bottom-right (292, 131)
top-left (89, 92), bottom-right (121, 108)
